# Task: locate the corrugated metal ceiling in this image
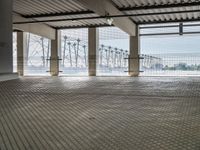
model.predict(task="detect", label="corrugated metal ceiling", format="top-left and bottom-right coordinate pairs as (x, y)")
top-left (112, 0), bottom-right (200, 24)
top-left (13, 0), bottom-right (200, 29)
top-left (124, 6), bottom-right (200, 23)
top-left (14, 0), bottom-right (89, 15)
top-left (112, 0), bottom-right (198, 8)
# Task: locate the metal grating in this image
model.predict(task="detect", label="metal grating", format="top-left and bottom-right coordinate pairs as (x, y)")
top-left (0, 77), bottom-right (200, 149)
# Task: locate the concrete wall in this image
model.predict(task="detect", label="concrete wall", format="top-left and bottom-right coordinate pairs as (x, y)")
top-left (0, 0), bottom-right (13, 73)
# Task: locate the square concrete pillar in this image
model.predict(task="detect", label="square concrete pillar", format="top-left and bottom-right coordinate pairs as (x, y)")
top-left (17, 32), bottom-right (27, 76)
top-left (88, 28), bottom-right (99, 76)
top-left (129, 26), bottom-right (140, 77)
top-left (50, 30), bottom-right (61, 76)
top-left (0, 0), bottom-right (13, 73)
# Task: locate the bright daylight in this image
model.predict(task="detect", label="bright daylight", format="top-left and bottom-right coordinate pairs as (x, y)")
top-left (1, 0), bottom-right (200, 150)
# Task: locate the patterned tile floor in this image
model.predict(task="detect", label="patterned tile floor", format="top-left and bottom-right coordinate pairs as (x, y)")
top-left (0, 77), bottom-right (200, 150)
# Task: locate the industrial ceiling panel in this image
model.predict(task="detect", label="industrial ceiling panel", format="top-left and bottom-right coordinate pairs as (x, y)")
top-left (13, 0), bottom-right (200, 28)
top-left (13, 0), bottom-right (90, 16)
top-left (132, 12), bottom-right (200, 24)
top-left (124, 5), bottom-right (200, 24)
top-left (111, 0), bottom-right (186, 8)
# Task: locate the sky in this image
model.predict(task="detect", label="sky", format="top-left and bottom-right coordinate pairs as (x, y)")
top-left (140, 35), bottom-right (200, 54)
top-left (100, 34), bottom-right (200, 55)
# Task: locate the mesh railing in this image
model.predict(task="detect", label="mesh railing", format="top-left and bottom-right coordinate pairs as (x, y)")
top-left (24, 33), bottom-right (51, 76)
top-left (59, 36), bottom-right (88, 75)
top-left (140, 53), bottom-right (200, 76)
top-left (59, 35), bottom-right (129, 76)
top-left (97, 44), bottom-right (129, 76)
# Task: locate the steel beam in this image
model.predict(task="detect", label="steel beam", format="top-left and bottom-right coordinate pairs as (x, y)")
top-left (23, 10), bottom-right (94, 18)
top-left (56, 24), bottom-right (113, 29)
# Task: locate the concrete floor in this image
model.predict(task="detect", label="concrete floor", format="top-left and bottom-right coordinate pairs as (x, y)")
top-left (0, 77), bottom-right (200, 150)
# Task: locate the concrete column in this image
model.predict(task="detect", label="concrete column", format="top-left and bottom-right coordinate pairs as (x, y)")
top-left (0, 0), bottom-right (13, 73)
top-left (129, 26), bottom-right (140, 77)
top-left (17, 32), bottom-right (26, 76)
top-left (50, 30), bottom-right (61, 76)
top-left (88, 27), bottom-right (99, 76)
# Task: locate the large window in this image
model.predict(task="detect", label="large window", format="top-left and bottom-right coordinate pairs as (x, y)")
top-left (97, 27), bottom-right (129, 76)
top-left (140, 23), bottom-right (200, 76)
top-left (59, 29), bottom-right (88, 76)
top-left (24, 33), bottom-right (51, 76)
top-left (13, 32), bottom-right (17, 72)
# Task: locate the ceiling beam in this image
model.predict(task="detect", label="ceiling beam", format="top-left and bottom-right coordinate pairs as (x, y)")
top-left (13, 13), bottom-right (56, 39)
top-left (139, 23), bottom-right (200, 29)
top-left (76, 0), bottom-right (136, 36)
top-left (23, 10), bottom-right (94, 18)
top-left (140, 31), bottom-right (200, 36)
top-left (56, 24), bottom-right (113, 30)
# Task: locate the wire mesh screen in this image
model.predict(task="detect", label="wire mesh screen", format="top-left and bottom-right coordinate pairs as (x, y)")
top-left (140, 23), bottom-right (200, 76)
top-left (97, 27), bottom-right (129, 76)
top-left (13, 32), bottom-right (17, 73)
top-left (140, 53), bottom-right (200, 76)
top-left (59, 29), bottom-right (88, 76)
top-left (24, 33), bottom-right (51, 76)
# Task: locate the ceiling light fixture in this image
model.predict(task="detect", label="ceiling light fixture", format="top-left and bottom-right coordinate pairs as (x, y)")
top-left (106, 17), bottom-right (114, 25)
top-left (105, 13), bottom-right (113, 25)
